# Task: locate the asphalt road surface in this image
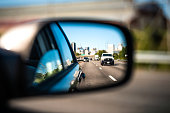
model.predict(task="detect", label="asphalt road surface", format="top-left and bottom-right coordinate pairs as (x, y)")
top-left (78, 60), bottom-right (127, 90)
top-left (10, 68), bottom-right (170, 113)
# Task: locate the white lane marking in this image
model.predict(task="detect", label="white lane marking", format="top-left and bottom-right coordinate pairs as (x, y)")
top-left (99, 67), bottom-right (102, 70)
top-left (108, 75), bottom-right (117, 81)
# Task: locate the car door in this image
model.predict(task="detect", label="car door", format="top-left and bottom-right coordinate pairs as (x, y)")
top-left (28, 23), bottom-right (81, 93)
top-left (49, 22), bottom-right (82, 92)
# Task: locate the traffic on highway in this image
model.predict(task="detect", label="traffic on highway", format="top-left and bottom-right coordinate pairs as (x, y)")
top-left (61, 21), bottom-right (129, 89)
top-left (78, 59), bottom-right (127, 90)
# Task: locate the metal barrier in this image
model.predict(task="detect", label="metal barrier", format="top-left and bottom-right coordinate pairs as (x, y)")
top-left (134, 50), bottom-right (170, 64)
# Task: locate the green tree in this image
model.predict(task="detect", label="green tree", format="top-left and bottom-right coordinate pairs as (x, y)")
top-left (95, 50), bottom-right (107, 58)
top-left (75, 52), bottom-right (80, 56)
top-left (119, 46), bottom-right (127, 59)
top-left (113, 53), bottom-right (118, 60)
top-left (132, 27), bottom-right (167, 51)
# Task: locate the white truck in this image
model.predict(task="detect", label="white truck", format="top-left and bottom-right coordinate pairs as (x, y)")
top-left (94, 55), bottom-right (99, 61)
top-left (100, 53), bottom-right (114, 66)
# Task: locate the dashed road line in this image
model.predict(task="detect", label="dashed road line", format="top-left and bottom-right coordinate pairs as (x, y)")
top-left (108, 75), bottom-right (117, 81)
top-left (99, 67), bottom-right (102, 70)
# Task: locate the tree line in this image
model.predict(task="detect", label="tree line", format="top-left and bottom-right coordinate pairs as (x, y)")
top-left (95, 46), bottom-right (127, 60)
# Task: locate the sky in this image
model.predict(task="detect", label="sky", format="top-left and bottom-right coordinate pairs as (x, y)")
top-left (59, 22), bottom-right (126, 51)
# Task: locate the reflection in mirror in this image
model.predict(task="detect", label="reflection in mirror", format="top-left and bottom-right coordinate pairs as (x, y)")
top-left (34, 50), bottom-right (63, 85)
top-left (59, 22), bottom-right (128, 90)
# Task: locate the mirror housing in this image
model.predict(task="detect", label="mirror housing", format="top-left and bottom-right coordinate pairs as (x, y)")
top-left (0, 18), bottom-right (133, 97)
top-left (0, 49), bottom-right (26, 100)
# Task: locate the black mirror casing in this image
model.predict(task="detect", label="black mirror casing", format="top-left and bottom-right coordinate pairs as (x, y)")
top-left (0, 48), bottom-right (27, 105)
top-left (0, 18), bottom-right (133, 98)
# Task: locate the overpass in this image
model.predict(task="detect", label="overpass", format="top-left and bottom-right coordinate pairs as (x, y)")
top-left (0, 0), bottom-right (134, 23)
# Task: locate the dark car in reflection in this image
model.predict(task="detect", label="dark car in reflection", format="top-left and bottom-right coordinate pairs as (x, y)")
top-left (0, 20), bottom-right (85, 93)
top-left (83, 57), bottom-right (89, 62)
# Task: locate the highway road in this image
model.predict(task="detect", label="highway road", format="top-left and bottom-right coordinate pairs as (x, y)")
top-left (10, 68), bottom-right (170, 113)
top-left (78, 60), bottom-right (127, 90)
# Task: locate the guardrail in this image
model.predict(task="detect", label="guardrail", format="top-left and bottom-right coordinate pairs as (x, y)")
top-left (134, 50), bottom-right (170, 64)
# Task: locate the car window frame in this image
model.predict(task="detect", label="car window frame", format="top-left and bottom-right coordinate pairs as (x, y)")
top-left (33, 25), bottom-right (67, 84)
top-left (55, 22), bottom-right (77, 65)
top-left (28, 23), bottom-right (79, 93)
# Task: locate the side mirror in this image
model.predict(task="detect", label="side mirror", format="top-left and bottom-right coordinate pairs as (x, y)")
top-left (0, 18), bottom-right (133, 97)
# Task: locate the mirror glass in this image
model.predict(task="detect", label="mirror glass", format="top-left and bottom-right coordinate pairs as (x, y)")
top-left (28, 21), bottom-right (128, 93)
top-left (59, 22), bottom-right (128, 90)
